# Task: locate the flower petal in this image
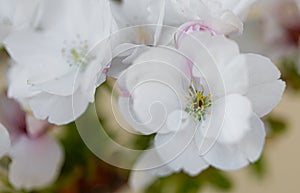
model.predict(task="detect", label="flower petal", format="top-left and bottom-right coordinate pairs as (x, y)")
top-left (245, 54), bottom-right (286, 117)
top-left (0, 123), bottom-right (11, 158)
top-left (195, 94), bottom-right (252, 156)
top-left (179, 32), bottom-right (227, 98)
top-left (154, 117), bottom-right (209, 175)
top-left (0, 95), bottom-right (26, 141)
top-left (203, 114), bottom-right (265, 171)
top-left (28, 90), bottom-right (89, 125)
top-left (118, 81), bottom-right (181, 135)
top-left (32, 68), bottom-right (80, 97)
top-left (7, 64), bottom-right (41, 99)
top-left (241, 114), bottom-right (266, 162)
top-left (222, 55), bottom-right (248, 95)
top-left (117, 47), bottom-right (191, 134)
top-left (25, 115), bottom-right (49, 138)
top-left (217, 94), bottom-right (253, 144)
top-left (9, 135), bottom-right (64, 190)
top-left (129, 150), bottom-right (172, 191)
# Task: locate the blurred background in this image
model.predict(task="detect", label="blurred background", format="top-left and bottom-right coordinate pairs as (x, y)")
top-left (1, 0), bottom-right (300, 192)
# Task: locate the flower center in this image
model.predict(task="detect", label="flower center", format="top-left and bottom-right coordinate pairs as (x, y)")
top-left (61, 34), bottom-right (94, 71)
top-left (185, 83), bottom-right (212, 122)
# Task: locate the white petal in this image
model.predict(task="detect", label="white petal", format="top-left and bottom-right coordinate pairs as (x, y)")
top-left (155, 130), bottom-right (209, 175)
top-left (118, 81), bottom-right (180, 135)
top-left (154, 121), bottom-right (195, 172)
top-left (118, 47), bottom-right (191, 93)
top-left (7, 64), bottom-right (41, 99)
top-left (38, 0), bottom-right (116, 39)
top-left (0, 123), bottom-right (11, 158)
top-left (117, 47), bottom-right (191, 134)
top-left (28, 90), bottom-right (89, 125)
top-left (222, 54), bottom-right (248, 95)
top-left (203, 139), bottom-right (249, 171)
top-left (203, 114), bottom-right (266, 171)
top-left (245, 54), bottom-right (286, 117)
top-left (217, 94), bottom-right (253, 144)
top-left (154, 117), bottom-right (209, 175)
top-left (110, 0), bottom-right (150, 27)
top-left (4, 29), bottom-right (70, 82)
top-left (216, 10), bottom-right (243, 34)
top-left (9, 135), bottom-right (64, 190)
top-left (131, 82), bottom-right (182, 133)
top-left (166, 110), bottom-right (190, 133)
top-left (9, 0), bottom-right (41, 27)
top-left (32, 69), bottom-right (80, 97)
top-left (179, 32), bottom-right (228, 98)
top-left (118, 96), bottom-right (154, 135)
top-left (0, 0), bottom-right (15, 24)
top-left (241, 114), bottom-right (266, 162)
top-left (184, 32), bottom-right (240, 69)
top-left (195, 94), bottom-right (252, 156)
top-left (129, 150), bottom-right (172, 191)
top-left (181, 144), bottom-right (209, 176)
top-left (109, 44), bottom-right (149, 79)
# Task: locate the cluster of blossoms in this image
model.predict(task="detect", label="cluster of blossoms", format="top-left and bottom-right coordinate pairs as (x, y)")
top-left (0, 0), bottom-right (285, 191)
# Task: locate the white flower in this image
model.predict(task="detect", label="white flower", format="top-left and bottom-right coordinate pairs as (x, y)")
top-left (108, 0), bottom-right (257, 80)
top-left (118, 31), bottom-right (285, 190)
top-left (0, 0), bottom-right (41, 45)
top-left (149, 0), bottom-right (257, 34)
top-left (5, 0), bottom-right (117, 125)
top-left (0, 95), bottom-right (64, 190)
top-left (111, 0), bottom-right (256, 35)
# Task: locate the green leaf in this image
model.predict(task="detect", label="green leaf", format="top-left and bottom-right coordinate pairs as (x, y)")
top-left (280, 57), bottom-right (300, 91)
top-left (265, 116), bottom-right (288, 138)
top-left (250, 155), bottom-right (266, 178)
top-left (204, 169), bottom-right (232, 191)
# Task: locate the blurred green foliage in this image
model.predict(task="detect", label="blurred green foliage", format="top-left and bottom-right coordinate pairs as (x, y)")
top-left (146, 168), bottom-right (232, 193)
top-left (281, 57), bottom-right (300, 90)
top-left (250, 155), bottom-right (266, 178)
top-left (265, 116), bottom-right (288, 138)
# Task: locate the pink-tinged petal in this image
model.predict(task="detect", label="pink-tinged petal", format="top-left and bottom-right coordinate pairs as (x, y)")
top-left (9, 135), bottom-right (64, 190)
top-left (176, 21), bottom-right (217, 47)
top-left (181, 31), bottom-right (240, 70)
top-left (0, 123), bottom-right (11, 157)
top-left (178, 32), bottom-right (227, 99)
top-left (25, 115), bottom-right (50, 138)
top-left (0, 95), bottom-right (26, 141)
